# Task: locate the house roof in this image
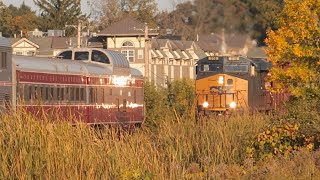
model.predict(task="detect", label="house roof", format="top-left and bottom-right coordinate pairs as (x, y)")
top-left (195, 41), bottom-right (220, 52)
top-left (11, 38), bottom-right (40, 48)
top-left (171, 40), bottom-right (185, 50)
top-left (29, 37), bottom-right (53, 51)
top-left (98, 16), bottom-right (158, 37)
top-left (0, 37), bottom-right (11, 47)
top-left (52, 37), bottom-right (75, 49)
top-left (151, 39), bottom-right (169, 49)
top-left (51, 36), bottom-right (104, 49)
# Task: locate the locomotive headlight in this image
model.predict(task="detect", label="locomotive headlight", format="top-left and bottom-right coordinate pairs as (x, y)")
top-left (218, 76), bottom-right (224, 84)
top-left (202, 101), bottom-right (209, 108)
top-left (229, 101), bottom-right (237, 109)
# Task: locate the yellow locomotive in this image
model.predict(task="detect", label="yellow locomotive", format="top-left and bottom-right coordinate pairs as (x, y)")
top-left (196, 55), bottom-right (274, 116)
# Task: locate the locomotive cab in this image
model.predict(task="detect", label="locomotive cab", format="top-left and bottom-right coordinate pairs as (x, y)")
top-left (195, 55), bottom-right (272, 116)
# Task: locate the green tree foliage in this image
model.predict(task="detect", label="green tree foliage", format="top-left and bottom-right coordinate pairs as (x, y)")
top-left (33, 0), bottom-right (83, 30)
top-left (121, 0), bottom-right (158, 25)
top-left (96, 0), bottom-right (124, 27)
top-left (95, 0), bottom-right (157, 28)
top-left (265, 0), bottom-right (320, 97)
top-left (144, 79), bottom-right (195, 127)
top-left (247, 0), bottom-right (284, 46)
top-left (167, 79), bottom-right (195, 117)
top-left (143, 81), bottom-right (168, 127)
top-left (0, 3), bottom-right (13, 37)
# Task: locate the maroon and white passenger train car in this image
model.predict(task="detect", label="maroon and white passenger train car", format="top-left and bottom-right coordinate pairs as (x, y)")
top-left (0, 37), bottom-right (144, 125)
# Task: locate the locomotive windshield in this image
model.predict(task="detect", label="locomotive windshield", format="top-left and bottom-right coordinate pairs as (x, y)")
top-left (224, 65), bottom-right (248, 73)
top-left (200, 64), bottom-right (223, 72)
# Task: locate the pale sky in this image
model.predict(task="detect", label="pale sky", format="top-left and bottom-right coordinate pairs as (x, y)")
top-left (2, 0), bottom-right (183, 12)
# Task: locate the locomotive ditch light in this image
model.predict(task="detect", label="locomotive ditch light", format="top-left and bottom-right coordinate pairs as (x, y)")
top-left (229, 102), bottom-right (237, 109)
top-left (203, 101), bottom-right (209, 108)
top-left (218, 76), bottom-right (224, 84)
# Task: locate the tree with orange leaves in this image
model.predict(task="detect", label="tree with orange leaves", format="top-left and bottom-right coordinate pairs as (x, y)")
top-left (265, 0), bottom-right (320, 97)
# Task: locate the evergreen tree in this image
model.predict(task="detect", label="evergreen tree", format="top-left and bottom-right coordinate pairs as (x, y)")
top-left (33, 0), bottom-right (83, 30)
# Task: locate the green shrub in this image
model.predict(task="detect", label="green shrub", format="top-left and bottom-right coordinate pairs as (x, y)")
top-left (143, 79), bottom-right (196, 127)
top-left (143, 81), bottom-right (169, 127)
top-left (167, 79), bottom-right (195, 119)
top-left (284, 96), bottom-right (320, 135)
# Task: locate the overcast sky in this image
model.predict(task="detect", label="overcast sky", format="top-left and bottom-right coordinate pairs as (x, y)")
top-left (2, 0), bottom-right (184, 12)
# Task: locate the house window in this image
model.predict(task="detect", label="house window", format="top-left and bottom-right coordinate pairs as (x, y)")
top-left (122, 41), bottom-right (134, 47)
top-left (121, 41), bottom-right (135, 62)
top-left (16, 51), bottom-right (23, 55)
top-left (138, 49), bottom-right (144, 59)
top-left (121, 50), bottom-right (135, 62)
top-left (1, 52), bottom-right (7, 69)
top-left (26, 51), bottom-right (34, 56)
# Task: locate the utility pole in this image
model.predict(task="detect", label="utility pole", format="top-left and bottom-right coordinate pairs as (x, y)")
top-left (144, 24), bottom-right (149, 80)
top-left (66, 20), bottom-right (85, 48)
top-left (134, 23), bottom-right (158, 81)
top-left (77, 21), bottom-right (82, 48)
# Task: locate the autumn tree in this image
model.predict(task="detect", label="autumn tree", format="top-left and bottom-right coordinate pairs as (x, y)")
top-left (34, 0), bottom-right (83, 31)
top-left (265, 0), bottom-right (320, 97)
top-left (9, 3), bottom-right (38, 37)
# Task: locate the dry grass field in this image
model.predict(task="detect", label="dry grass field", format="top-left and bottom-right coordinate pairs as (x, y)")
top-left (0, 109), bottom-right (319, 179)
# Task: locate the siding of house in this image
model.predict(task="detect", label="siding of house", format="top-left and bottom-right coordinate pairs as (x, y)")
top-left (182, 66), bottom-right (190, 78)
top-left (156, 65), bottom-right (164, 86)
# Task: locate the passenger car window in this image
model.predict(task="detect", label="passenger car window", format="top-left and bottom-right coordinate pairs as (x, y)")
top-left (58, 51), bottom-right (72, 59)
top-left (92, 50), bottom-right (110, 64)
top-left (75, 51), bottom-right (89, 60)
